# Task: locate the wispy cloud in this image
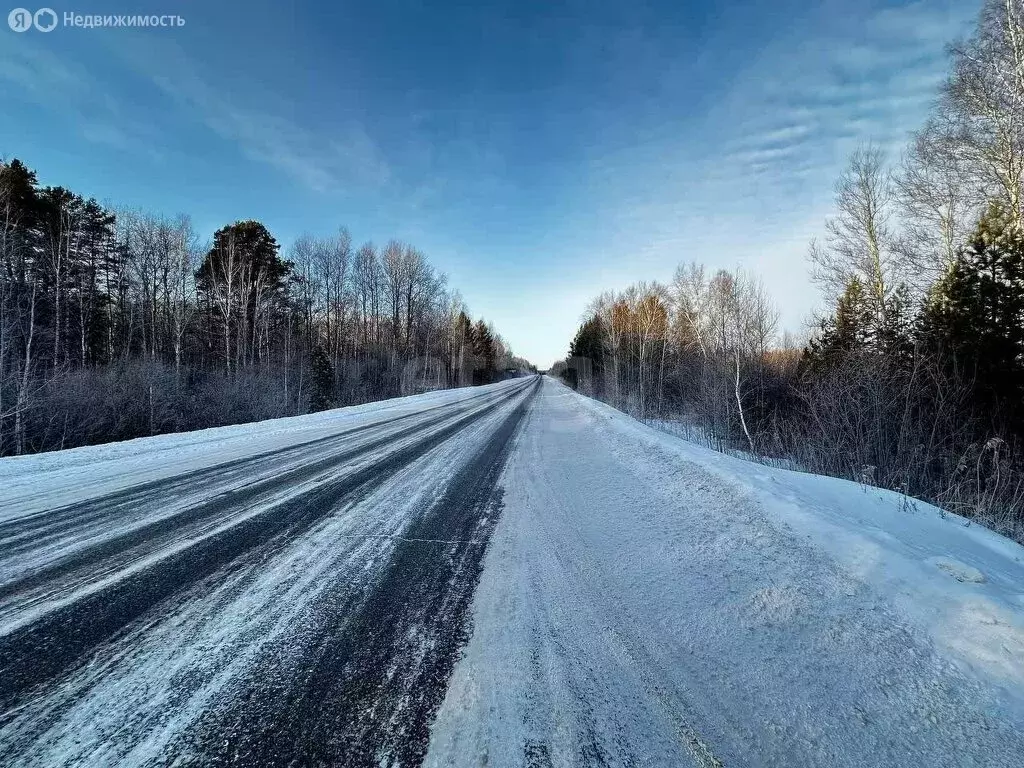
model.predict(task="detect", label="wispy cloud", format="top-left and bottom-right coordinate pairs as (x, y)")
top-left (712, 0), bottom-right (975, 196)
top-left (130, 40), bottom-right (391, 194)
top-left (0, 40), bottom-right (162, 157)
top-left (559, 0), bottom-right (980, 340)
top-left (2, 35), bottom-right (392, 195)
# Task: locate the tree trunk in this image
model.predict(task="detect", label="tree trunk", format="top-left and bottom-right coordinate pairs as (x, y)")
top-left (735, 350), bottom-right (755, 454)
top-left (15, 284), bottom-right (37, 455)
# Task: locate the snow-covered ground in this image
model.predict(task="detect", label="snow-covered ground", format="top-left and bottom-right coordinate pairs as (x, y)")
top-left (427, 377), bottom-right (1024, 767)
top-left (2, 374), bottom-right (1022, 766)
top-left (0, 378), bottom-right (538, 765)
top-left (0, 378), bottom-right (528, 518)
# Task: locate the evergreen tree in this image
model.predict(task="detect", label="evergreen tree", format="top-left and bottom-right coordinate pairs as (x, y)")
top-left (1, 155), bottom-right (529, 453)
top-left (36, 186), bottom-right (88, 366)
top-left (197, 220), bottom-right (290, 302)
top-left (77, 198), bottom-right (117, 366)
top-left (309, 343), bottom-right (335, 411)
top-left (454, 311), bottom-right (472, 338)
top-left (569, 315), bottom-right (604, 364)
top-left (454, 311), bottom-right (472, 354)
top-left (196, 220), bottom-right (291, 371)
top-left (0, 159), bottom-right (41, 241)
top-left (803, 276), bottom-right (874, 369)
top-left (918, 204), bottom-right (1024, 429)
top-left (471, 318), bottom-right (495, 382)
top-left (568, 315), bottom-right (605, 389)
top-left (878, 283), bottom-right (915, 363)
top-left (0, 159), bottom-right (42, 294)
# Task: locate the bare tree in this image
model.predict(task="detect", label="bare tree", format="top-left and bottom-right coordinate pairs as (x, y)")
top-left (896, 117), bottom-right (982, 286)
top-left (353, 242), bottom-right (380, 349)
top-left (809, 145), bottom-right (899, 336)
top-left (311, 228), bottom-right (352, 364)
top-left (13, 281), bottom-right (37, 455)
top-left (586, 291), bottom-right (624, 406)
top-left (631, 282), bottom-right (669, 417)
top-left (209, 231), bottom-right (240, 375)
top-left (168, 216), bottom-right (198, 378)
top-left (943, 0), bottom-right (1024, 228)
top-left (403, 246), bottom-right (426, 351)
top-left (669, 262), bottom-right (709, 360)
top-left (381, 240), bottom-right (406, 358)
top-left (1, 155), bottom-right (526, 454)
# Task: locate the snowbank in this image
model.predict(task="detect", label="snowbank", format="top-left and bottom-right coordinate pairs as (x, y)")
top-left (0, 379), bottom-right (525, 518)
top-left (566, 378), bottom-right (1024, 704)
top-left (428, 377), bottom-right (1024, 767)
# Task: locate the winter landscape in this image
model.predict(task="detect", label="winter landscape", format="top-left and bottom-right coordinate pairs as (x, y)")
top-left (3, 0), bottom-right (1024, 766)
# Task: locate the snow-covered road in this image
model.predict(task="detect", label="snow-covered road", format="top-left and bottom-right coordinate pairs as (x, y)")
top-left (1, 375), bottom-right (1023, 766)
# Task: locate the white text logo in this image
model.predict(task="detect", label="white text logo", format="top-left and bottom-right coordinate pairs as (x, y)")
top-left (7, 8), bottom-right (185, 31)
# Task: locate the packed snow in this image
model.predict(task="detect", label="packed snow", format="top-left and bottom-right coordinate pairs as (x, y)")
top-left (2, 374), bottom-right (1022, 766)
top-left (426, 377), bottom-right (1024, 767)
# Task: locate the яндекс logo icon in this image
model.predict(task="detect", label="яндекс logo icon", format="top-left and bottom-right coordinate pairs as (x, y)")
top-left (7, 7), bottom-right (32, 30)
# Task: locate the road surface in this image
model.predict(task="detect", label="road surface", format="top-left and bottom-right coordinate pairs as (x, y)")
top-left (1, 375), bottom-right (1023, 766)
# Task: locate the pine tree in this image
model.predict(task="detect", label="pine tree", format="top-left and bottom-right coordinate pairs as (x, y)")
top-left (195, 220), bottom-right (291, 372)
top-left (569, 316), bottom-right (604, 364)
top-left (197, 221), bottom-right (290, 300)
top-left (878, 283), bottom-right (915, 363)
top-left (804, 276), bottom-right (874, 369)
top-left (918, 203), bottom-right (1024, 429)
top-left (0, 159), bottom-right (42, 290)
top-left (471, 319), bottom-right (495, 383)
top-left (78, 198), bottom-right (116, 366)
top-left (568, 315), bottom-right (605, 390)
top-left (309, 344), bottom-right (335, 411)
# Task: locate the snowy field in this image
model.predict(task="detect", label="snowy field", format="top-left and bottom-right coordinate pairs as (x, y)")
top-left (1, 374), bottom-right (1022, 766)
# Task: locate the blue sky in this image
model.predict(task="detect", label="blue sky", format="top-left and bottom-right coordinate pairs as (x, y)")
top-left (2, 0), bottom-right (978, 367)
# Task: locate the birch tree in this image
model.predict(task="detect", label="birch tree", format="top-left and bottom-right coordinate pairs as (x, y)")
top-left (809, 146), bottom-right (899, 341)
top-left (943, 0), bottom-right (1024, 228)
top-left (896, 117), bottom-right (981, 286)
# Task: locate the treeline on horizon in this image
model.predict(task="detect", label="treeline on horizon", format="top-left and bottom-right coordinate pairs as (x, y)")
top-left (556, 0), bottom-right (1024, 542)
top-left (0, 160), bottom-right (533, 456)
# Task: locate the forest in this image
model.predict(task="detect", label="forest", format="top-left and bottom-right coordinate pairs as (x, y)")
top-left (0, 161), bottom-right (531, 455)
top-left (556, 0), bottom-right (1024, 542)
